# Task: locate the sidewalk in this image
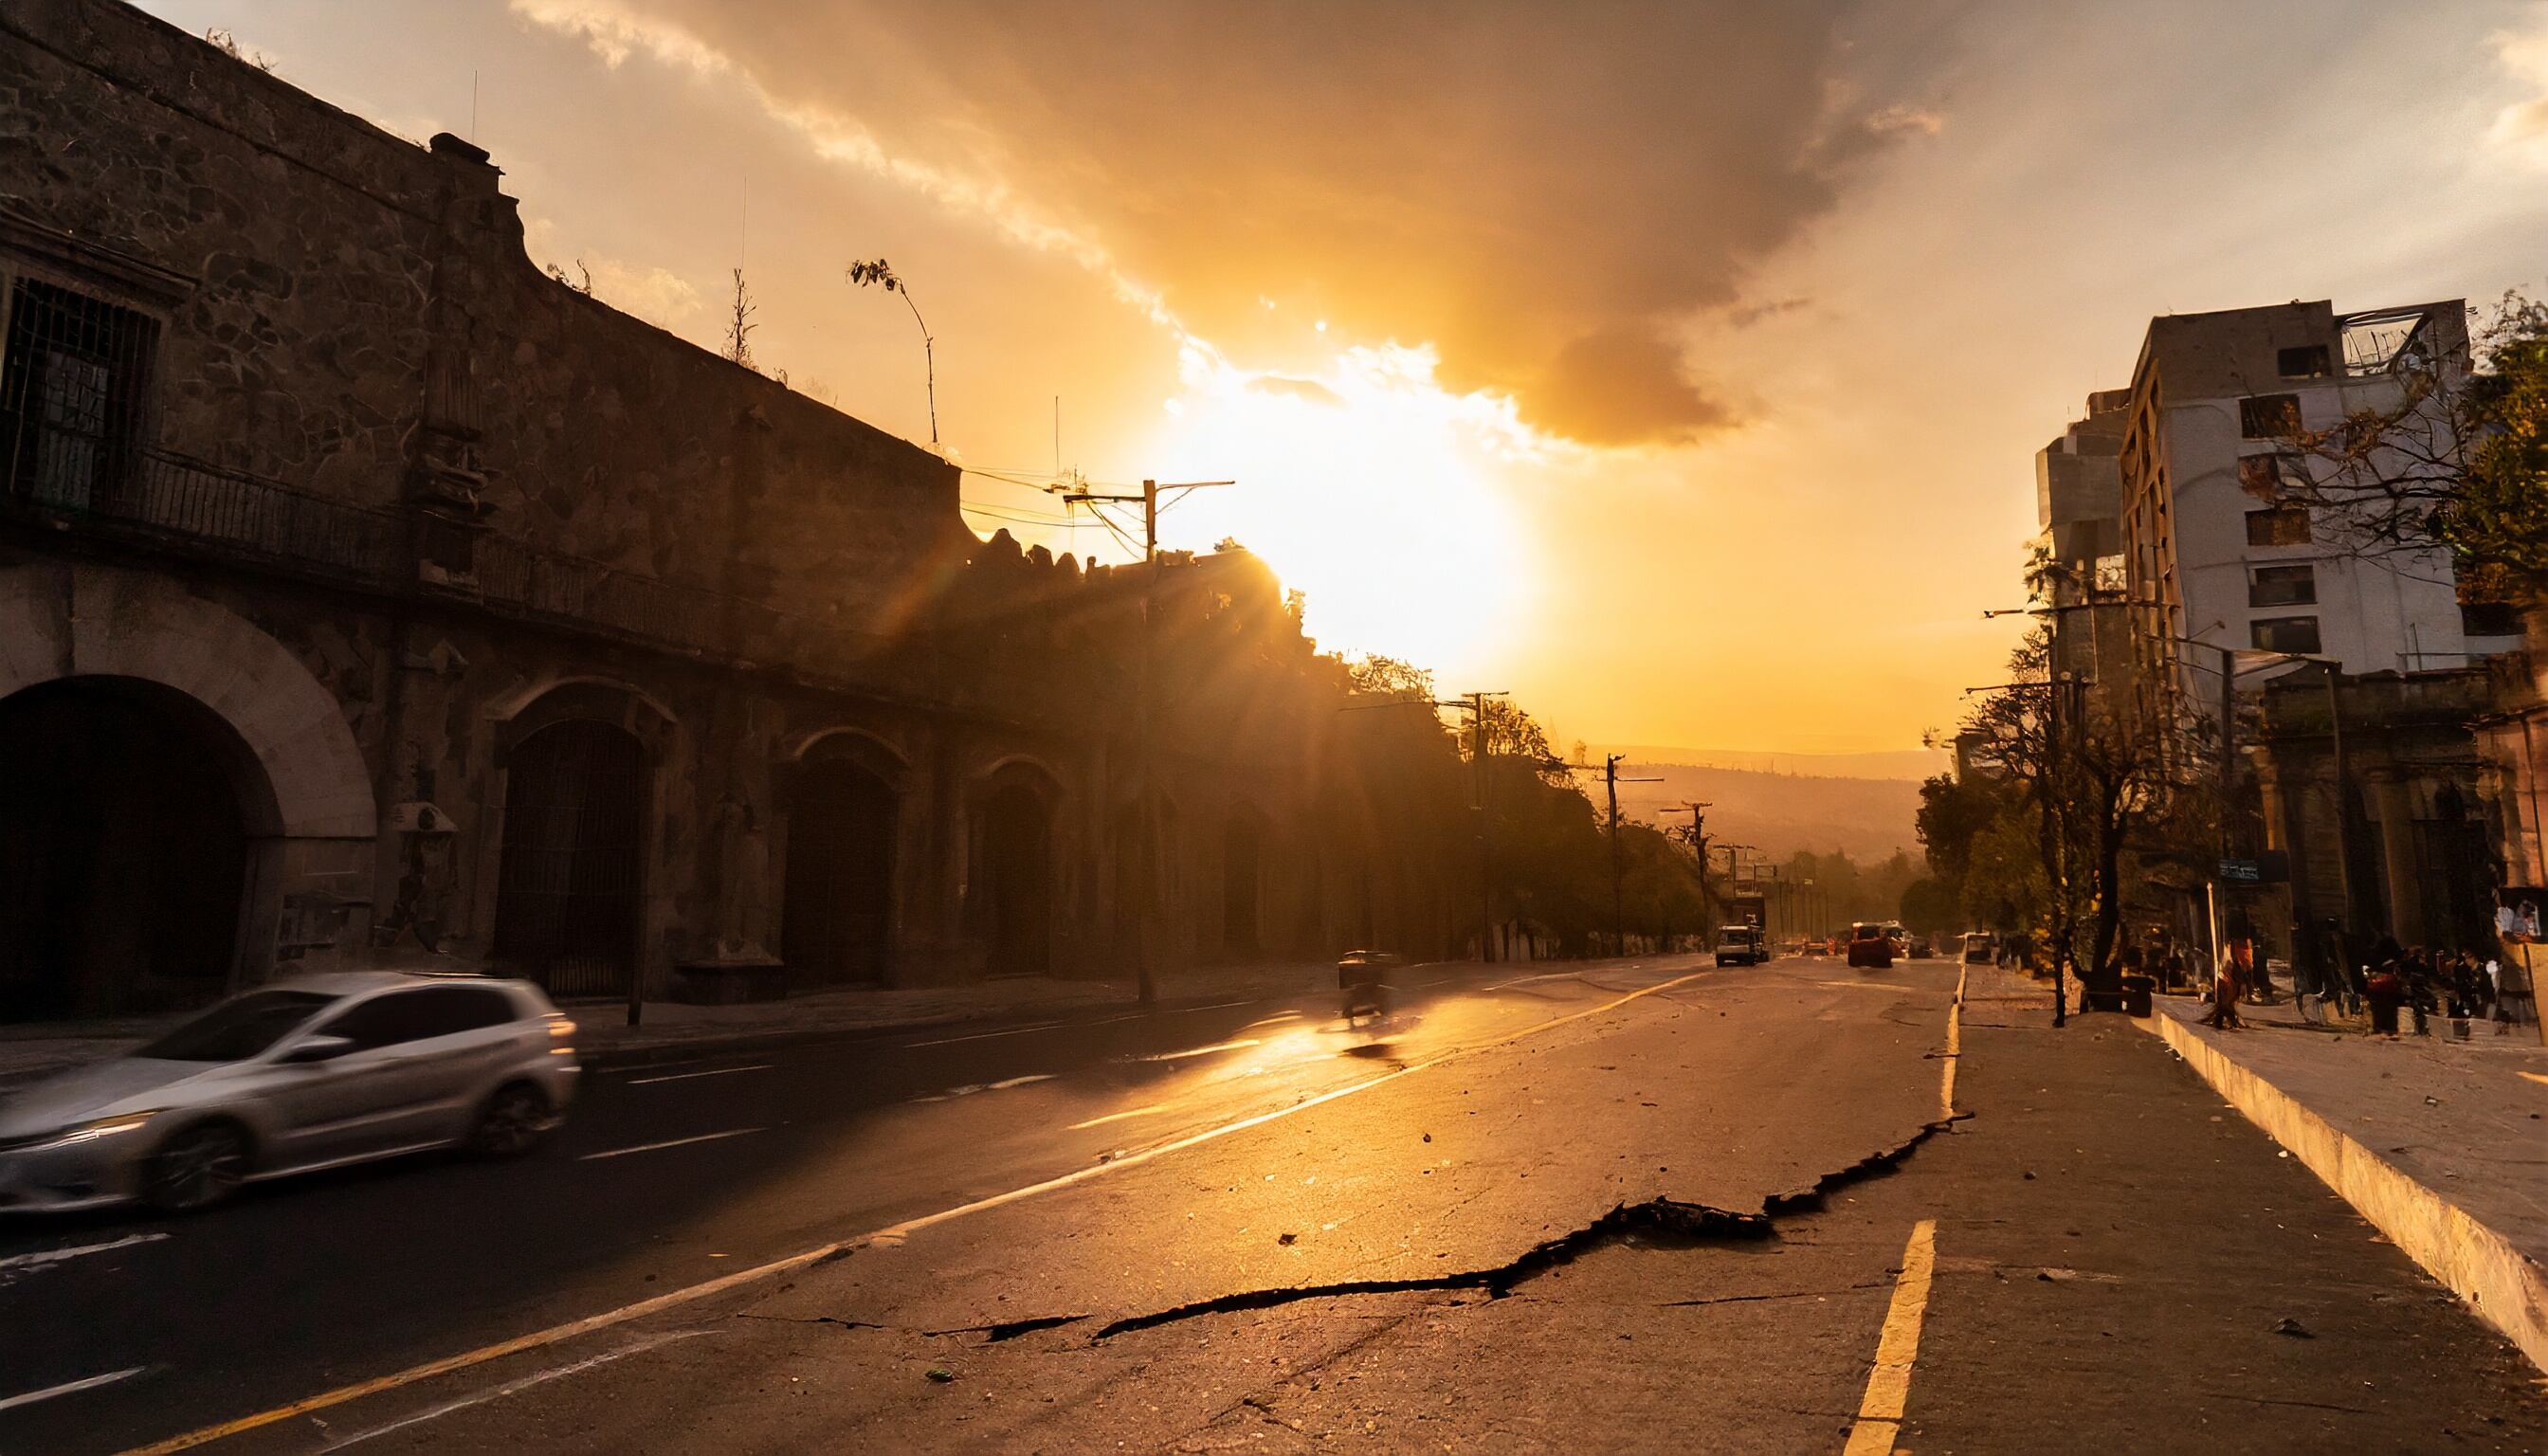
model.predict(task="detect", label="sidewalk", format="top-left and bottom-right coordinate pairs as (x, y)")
top-left (2143, 989), bottom-right (2548, 1372)
top-left (0, 958), bottom-right (1379, 1093)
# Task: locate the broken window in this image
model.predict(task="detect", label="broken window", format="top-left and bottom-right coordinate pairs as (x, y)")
top-left (2248, 564), bottom-right (2317, 608)
top-left (2235, 452), bottom-right (2305, 500)
top-left (0, 278), bottom-right (158, 510)
top-left (2462, 601), bottom-right (2521, 637)
top-left (2239, 393), bottom-right (2302, 440)
top-left (2246, 506), bottom-right (2311, 547)
top-left (2249, 616), bottom-right (2322, 655)
top-left (2276, 344), bottom-right (2331, 379)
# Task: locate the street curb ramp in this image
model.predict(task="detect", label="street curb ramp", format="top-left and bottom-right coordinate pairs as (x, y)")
top-left (2146, 1010), bottom-right (2548, 1374)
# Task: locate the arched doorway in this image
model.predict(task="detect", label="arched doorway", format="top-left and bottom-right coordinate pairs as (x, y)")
top-left (1223, 811), bottom-right (1263, 953)
top-left (782, 757), bottom-right (898, 986)
top-left (491, 719), bottom-right (648, 997)
top-left (980, 778), bottom-right (1054, 977)
top-left (0, 678), bottom-right (272, 1020)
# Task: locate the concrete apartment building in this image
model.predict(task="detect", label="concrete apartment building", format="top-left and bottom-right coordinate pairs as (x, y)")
top-left (2032, 389), bottom-right (2134, 711)
top-left (2117, 299), bottom-right (2522, 714)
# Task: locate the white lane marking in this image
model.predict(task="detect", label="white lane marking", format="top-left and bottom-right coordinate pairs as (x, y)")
top-left (1175, 998), bottom-right (1259, 1011)
top-left (1483, 971), bottom-right (1574, 991)
top-left (0, 1232), bottom-right (171, 1272)
top-left (1843, 1219), bottom-right (1939, 1456)
top-left (0, 1366), bottom-right (149, 1412)
top-left (319, 1331), bottom-right (708, 1450)
top-left (908, 1073), bottom-right (1059, 1104)
top-left (1133, 1038), bottom-right (1261, 1063)
top-left (624, 1064), bottom-right (774, 1086)
top-left (901, 1021), bottom-right (1065, 1048)
top-left (1067, 1103), bottom-right (1171, 1130)
top-left (1243, 1011), bottom-right (1304, 1028)
top-left (126, 969), bottom-right (1709, 1455)
top-left (577, 1128), bottom-right (764, 1161)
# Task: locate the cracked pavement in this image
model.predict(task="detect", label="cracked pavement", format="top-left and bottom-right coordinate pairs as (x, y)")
top-left (9, 955), bottom-right (2547, 1453)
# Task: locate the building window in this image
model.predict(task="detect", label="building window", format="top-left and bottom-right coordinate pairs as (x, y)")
top-left (2277, 344), bottom-right (2331, 379)
top-left (2250, 616), bottom-right (2322, 655)
top-left (2463, 601), bottom-right (2521, 638)
top-left (2246, 506), bottom-right (2311, 547)
top-left (0, 278), bottom-right (159, 510)
top-left (2239, 392), bottom-right (2302, 439)
top-left (2236, 452), bottom-right (2304, 500)
top-left (2249, 564), bottom-right (2316, 608)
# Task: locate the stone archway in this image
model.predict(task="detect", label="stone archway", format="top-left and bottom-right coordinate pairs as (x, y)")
top-left (486, 682), bottom-right (674, 1000)
top-left (0, 563), bottom-right (379, 1017)
top-left (973, 759), bottom-right (1062, 978)
top-left (781, 733), bottom-right (903, 987)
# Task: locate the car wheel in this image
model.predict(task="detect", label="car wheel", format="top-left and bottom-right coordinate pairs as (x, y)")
top-left (468, 1082), bottom-right (552, 1157)
top-left (143, 1121), bottom-right (251, 1214)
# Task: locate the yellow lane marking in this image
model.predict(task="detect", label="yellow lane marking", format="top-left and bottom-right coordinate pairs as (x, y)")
top-left (1843, 1218), bottom-right (1939, 1456)
top-left (124, 968), bottom-right (1712, 1454)
top-left (2519, 1071), bottom-right (2548, 1088)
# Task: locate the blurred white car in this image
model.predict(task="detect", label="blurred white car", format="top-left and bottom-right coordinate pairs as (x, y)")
top-left (0, 972), bottom-right (578, 1214)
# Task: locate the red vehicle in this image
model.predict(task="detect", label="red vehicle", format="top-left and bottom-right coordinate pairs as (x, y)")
top-left (1846, 922), bottom-right (1895, 970)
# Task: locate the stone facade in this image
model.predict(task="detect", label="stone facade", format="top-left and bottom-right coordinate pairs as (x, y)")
top-left (0, 0), bottom-right (1459, 1019)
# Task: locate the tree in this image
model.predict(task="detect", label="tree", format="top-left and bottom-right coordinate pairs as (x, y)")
top-left (846, 258), bottom-right (938, 447)
top-left (723, 267), bottom-right (757, 373)
top-left (2261, 293), bottom-right (2548, 590)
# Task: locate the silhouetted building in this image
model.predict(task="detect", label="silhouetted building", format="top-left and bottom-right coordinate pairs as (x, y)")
top-left (0, 0), bottom-right (1461, 1020)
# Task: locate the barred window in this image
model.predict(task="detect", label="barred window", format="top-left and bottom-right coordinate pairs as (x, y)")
top-left (0, 278), bottom-right (158, 510)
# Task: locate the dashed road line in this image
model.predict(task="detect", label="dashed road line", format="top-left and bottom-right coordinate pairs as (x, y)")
top-left (1843, 1218), bottom-right (1939, 1456)
top-left (1133, 1039), bottom-right (1261, 1063)
top-left (0, 1232), bottom-right (170, 1272)
top-left (317, 1331), bottom-right (708, 1450)
top-left (624, 1064), bottom-right (774, 1086)
top-left (901, 1021), bottom-right (1065, 1048)
top-left (0, 1366), bottom-right (150, 1412)
top-left (122, 967), bottom-right (1710, 1454)
top-left (1068, 1103), bottom-right (1171, 1130)
top-left (576, 1128), bottom-right (764, 1161)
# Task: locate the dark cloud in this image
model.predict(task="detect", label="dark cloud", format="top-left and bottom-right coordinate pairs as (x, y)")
top-left (1525, 327), bottom-right (1737, 447)
top-left (564, 0), bottom-right (1918, 446)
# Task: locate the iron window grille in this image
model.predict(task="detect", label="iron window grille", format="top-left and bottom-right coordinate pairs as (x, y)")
top-left (0, 277), bottom-right (158, 510)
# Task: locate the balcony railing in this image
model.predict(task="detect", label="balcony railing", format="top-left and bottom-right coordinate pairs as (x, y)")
top-left (0, 428), bottom-right (981, 703)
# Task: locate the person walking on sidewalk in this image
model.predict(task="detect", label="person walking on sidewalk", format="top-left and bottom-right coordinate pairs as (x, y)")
top-left (2366, 958), bottom-right (2406, 1036)
top-left (2199, 944), bottom-right (2244, 1028)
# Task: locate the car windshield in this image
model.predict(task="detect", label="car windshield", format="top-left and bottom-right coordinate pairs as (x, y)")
top-left (139, 990), bottom-right (340, 1062)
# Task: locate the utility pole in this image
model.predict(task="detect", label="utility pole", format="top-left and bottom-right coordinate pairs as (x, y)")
top-left (1338, 688), bottom-right (1505, 962)
top-left (1058, 477), bottom-right (1235, 1004)
top-left (1669, 802), bottom-right (1712, 926)
top-left (1571, 754), bottom-right (1660, 956)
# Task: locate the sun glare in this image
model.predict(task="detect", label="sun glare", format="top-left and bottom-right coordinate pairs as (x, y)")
top-left (1138, 343), bottom-right (1540, 678)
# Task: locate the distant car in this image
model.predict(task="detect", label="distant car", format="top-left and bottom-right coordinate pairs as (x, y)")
top-left (1847, 923), bottom-right (1895, 970)
top-left (1907, 936), bottom-right (1936, 959)
top-left (1962, 932), bottom-right (1996, 965)
top-left (0, 972), bottom-right (578, 1214)
top-left (1714, 925), bottom-right (1768, 967)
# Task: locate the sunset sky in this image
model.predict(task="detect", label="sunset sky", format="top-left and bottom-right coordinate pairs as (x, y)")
top-left (140, 0), bottom-right (2548, 756)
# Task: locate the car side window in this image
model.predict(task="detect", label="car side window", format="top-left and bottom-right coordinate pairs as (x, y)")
top-left (311, 992), bottom-right (437, 1052)
top-left (404, 986), bottom-right (519, 1040)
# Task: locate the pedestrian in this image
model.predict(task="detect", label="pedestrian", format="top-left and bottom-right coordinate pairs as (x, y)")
top-left (2404, 948), bottom-right (2436, 1036)
top-left (2366, 959), bottom-right (2405, 1035)
top-left (2199, 944), bottom-right (2243, 1028)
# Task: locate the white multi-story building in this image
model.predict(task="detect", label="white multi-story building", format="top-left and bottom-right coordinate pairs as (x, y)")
top-left (2116, 298), bottom-right (2521, 711)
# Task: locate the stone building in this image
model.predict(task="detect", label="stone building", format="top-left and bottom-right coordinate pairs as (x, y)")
top-left (0, 0), bottom-right (1459, 1021)
top-left (2251, 666), bottom-right (2502, 958)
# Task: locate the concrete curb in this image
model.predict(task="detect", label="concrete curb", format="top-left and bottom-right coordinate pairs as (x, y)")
top-left (2145, 1010), bottom-right (2548, 1374)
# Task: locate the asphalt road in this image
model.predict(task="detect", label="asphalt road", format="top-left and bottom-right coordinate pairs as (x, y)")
top-left (4, 955), bottom-right (2543, 1453)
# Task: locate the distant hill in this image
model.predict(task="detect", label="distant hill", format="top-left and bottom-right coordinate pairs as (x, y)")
top-left (1592, 744), bottom-right (1948, 783)
top-left (1602, 761), bottom-right (1924, 866)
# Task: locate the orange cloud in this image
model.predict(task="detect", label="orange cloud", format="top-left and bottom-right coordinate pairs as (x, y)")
top-left (515, 0), bottom-right (1931, 447)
